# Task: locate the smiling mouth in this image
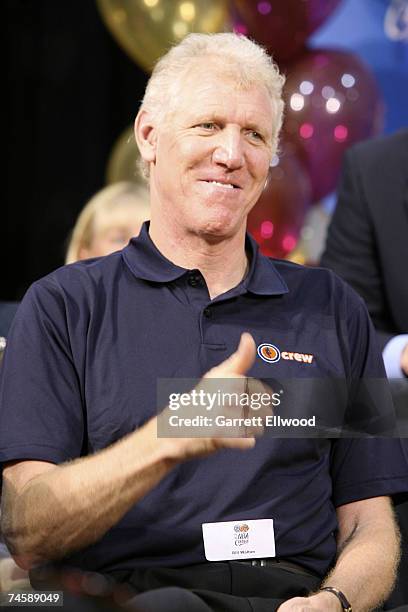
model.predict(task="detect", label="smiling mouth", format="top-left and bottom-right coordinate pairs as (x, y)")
top-left (202, 180), bottom-right (239, 189)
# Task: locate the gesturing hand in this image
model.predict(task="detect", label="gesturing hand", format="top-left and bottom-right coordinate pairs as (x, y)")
top-left (157, 332), bottom-right (267, 461)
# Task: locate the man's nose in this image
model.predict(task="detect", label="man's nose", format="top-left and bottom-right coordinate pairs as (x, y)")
top-left (212, 128), bottom-right (244, 169)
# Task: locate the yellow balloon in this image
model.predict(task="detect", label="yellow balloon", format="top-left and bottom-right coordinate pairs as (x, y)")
top-left (96, 0), bottom-right (229, 72)
top-left (106, 124), bottom-right (144, 185)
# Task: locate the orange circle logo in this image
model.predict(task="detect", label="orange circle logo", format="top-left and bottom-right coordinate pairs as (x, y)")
top-left (258, 343), bottom-right (281, 363)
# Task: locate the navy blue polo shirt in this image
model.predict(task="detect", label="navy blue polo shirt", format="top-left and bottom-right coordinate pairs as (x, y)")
top-left (1, 223), bottom-right (408, 577)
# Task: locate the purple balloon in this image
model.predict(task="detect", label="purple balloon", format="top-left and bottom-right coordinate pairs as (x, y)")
top-left (248, 143), bottom-right (312, 258)
top-left (282, 48), bottom-right (384, 201)
top-left (232, 0), bottom-right (343, 63)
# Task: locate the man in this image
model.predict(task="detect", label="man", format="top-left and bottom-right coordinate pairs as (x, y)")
top-left (0, 34), bottom-right (407, 612)
top-left (321, 129), bottom-right (408, 379)
top-left (321, 129), bottom-right (408, 608)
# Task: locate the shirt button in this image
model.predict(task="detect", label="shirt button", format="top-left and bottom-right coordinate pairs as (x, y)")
top-left (188, 274), bottom-right (201, 287)
top-left (203, 307), bottom-right (212, 318)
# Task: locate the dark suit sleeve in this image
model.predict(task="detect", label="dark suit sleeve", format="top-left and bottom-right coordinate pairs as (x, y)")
top-left (321, 150), bottom-right (393, 351)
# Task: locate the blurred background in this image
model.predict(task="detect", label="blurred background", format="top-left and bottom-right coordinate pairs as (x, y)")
top-left (3, 0), bottom-right (408, 300)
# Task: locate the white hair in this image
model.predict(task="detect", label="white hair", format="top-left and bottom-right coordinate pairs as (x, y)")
top-left (138, 32), bottom-right (285, 178)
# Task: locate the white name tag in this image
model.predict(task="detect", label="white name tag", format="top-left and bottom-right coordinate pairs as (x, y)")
top-left (202, 519), bottom-right (275, 561)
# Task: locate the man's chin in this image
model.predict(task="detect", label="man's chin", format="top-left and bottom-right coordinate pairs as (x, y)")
top-left (193, 218), bottom-right (245, 242)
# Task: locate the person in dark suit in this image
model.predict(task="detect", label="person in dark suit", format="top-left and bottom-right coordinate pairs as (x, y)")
top-left (321, 129), bottom-right (408, 609)
top-left (321, 129), bottom-right (408, 378)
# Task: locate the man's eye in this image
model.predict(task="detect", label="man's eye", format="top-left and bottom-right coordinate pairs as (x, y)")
top-left (197, 122), bottom-right (216, 130)
top-left (248, 130), bottom-right (263, 141)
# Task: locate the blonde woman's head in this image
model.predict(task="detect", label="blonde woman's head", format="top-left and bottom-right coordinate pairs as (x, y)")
top-left (66, 182), bottom-right (150, 264)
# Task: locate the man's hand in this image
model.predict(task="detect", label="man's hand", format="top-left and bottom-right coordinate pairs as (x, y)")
top-left (401, 341), bottom-right (408, 376)
top-left (157, 332), bottom-right (263, 462)
top-left (277, 591), bottom-right (341, 611)
top-left (205, 331), bottom-right (256, 380)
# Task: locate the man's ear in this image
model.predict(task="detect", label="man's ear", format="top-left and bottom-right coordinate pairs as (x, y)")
top-left (134, 110), bottom-right (157, 164)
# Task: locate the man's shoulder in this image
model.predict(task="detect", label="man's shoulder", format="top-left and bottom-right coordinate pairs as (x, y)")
top-left (270, 258), bottom-right (367, 316)
top-left (271, 257), bottom-right (326, 277)
top-left (271, 257), bottom-right (356, 293)
top-left (24, 252), bottom-right (125, 314)
top-left (33, 252), bottom-right (123, 292)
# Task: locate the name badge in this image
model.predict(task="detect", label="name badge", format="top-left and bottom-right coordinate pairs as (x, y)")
top-left (202, 519), bottom-right (275, 561)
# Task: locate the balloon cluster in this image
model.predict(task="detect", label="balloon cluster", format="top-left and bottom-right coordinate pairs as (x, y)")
top-left (98, 0), bottom-right (384, 259)
top-left (235, 0), bottom-right (383, 257)
top-left (97, 0), bottom-right (229, 72)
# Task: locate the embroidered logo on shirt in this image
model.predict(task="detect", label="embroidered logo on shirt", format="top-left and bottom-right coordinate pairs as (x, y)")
top-left (257, 343), bottom-right (314, 365)
top-left (257, 343), bottom-right (280, 363)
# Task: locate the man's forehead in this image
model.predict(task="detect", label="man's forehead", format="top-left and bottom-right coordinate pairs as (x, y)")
top-left (169, 69), bottom-right (273, 125)
top-left (173, 57), bottom-right (268, 100)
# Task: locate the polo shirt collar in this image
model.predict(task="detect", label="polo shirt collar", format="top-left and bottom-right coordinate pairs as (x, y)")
top-left (245, 237), bottom-right (289, 296)
top-left (122, 222), bottom-right (288, 297)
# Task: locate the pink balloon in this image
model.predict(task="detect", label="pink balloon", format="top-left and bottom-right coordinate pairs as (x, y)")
top-left (232, 0), bottom-right (343, 63)
top-left (247, 144), bottom-right (312, 259)
top-left (282, 48), bottom-right (384, 201)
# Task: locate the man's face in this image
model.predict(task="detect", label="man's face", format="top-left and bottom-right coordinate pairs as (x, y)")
top-left (147, 62), bottom-right (275, 240)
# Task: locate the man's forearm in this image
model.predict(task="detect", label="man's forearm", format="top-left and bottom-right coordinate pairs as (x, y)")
top-left (319, 504), bottom-right (400, 611)
top-left (1, 418), bottom-right (178, 569)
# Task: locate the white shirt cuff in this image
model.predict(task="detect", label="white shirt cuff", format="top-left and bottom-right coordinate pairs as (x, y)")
top-left (383, 334), bottom-right (408, 379)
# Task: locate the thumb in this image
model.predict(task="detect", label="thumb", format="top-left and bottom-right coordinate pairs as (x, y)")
top-left (218, 332), bottom-right (256, 377)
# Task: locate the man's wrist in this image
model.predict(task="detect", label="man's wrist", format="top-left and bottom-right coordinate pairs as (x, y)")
top-left (318, 586), bottom-right (352, 611)
top-left (311, 590), bottom-right (343, 610)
